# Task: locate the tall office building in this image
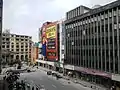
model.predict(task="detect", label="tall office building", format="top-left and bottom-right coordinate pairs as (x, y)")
top-left (65, 1), bottom-right (120, 88)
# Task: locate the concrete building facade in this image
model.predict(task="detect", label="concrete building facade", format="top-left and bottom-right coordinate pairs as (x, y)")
top-left (65, 0), bottom-right (120, 89)
top-left (2, 30), bottom-right (32, 64)
top-left (31, 42), bottom-right (39, 64)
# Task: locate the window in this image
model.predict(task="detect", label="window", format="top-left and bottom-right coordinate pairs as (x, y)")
top-left (114, 10), bottom-right (117, 16)
top-left (7, 45), bottom-right (9, 48)
top-left (114, 16), bottom-right (117, 24)
top-left (16, 49), bottom-right (19, 51)
top-left (109, 12), bottom-right (112, 17)
top-left (105, 13), bottom-right (108, 18)
top-left (114, 24), bottom-right (117, 30)
top-left (11, 35), bottom-right (14, 37)
top-left (2, 45), bottom-right (5, 48)
top-left (109, 17), bottom-right (112, 23)
top-left (119, 16), bottom-right (120, 23)
top-left (119, 9), bottom-right (120, 16)
top-left (105, 19), bottom-right (108, 24)
top-left (105, 24), bottom-right (108, 32)
top-left (62, 50), bottom-right (64, 54)
top-left (109, 24), bottom-right (112, 32)
top-left (25, 39), bottom-right (28, 41)
top-left (12, 45), bottom-right (14, 48)
top-left (110, 36), bottom-right (113, 44)
top-left (16, 45), bottom-right (19, 48)
top-left (6, 38), bottom-right (9, 41)
top-left (106, 37), bottom-right (108, 44)
top-left (21, 39), bottom-right (24, 41)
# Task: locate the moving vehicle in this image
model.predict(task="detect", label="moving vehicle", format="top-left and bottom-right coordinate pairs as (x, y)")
top-left (47, 71), bottom-right (52, 75)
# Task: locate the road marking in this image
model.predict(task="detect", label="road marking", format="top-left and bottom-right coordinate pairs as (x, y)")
top-left (52, 84), bottom-right (57, 88)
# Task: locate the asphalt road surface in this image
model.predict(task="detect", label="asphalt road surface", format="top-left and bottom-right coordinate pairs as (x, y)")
top-left (20, 69), bottom-right (91, 90)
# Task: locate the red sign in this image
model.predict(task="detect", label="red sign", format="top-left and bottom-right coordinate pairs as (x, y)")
top-left (46, 23), bottom-right (58, 61)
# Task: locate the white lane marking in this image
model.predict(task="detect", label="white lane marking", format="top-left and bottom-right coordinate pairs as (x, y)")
top-left (52, 84), bottom-right (57, 88)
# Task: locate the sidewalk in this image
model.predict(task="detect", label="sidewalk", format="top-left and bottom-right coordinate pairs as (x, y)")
top-left (37, 66), bottom-right (109, 90)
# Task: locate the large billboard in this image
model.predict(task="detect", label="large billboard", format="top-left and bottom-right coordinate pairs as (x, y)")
top-left (46, 25), bottom-right (56, 38)
top-left (46, 24), bottom-right (58, 61)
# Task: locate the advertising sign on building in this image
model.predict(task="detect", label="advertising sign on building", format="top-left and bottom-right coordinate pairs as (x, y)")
top-left (46, 25), bottom-right (56, 38)
top-left (46, 24), bottom-right (58, 61)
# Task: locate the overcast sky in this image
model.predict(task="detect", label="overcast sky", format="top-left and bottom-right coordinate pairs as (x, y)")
top-left (3, 0), bottom-right (116, 41)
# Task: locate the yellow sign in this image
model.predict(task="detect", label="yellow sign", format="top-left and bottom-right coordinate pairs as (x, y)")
top-left (46, 25), bottom-right (56, 38)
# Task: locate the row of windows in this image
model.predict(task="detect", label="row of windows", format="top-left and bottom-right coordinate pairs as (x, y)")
top-left (16, 49), bottom-right (28, 51)
top-left (66, 9), bottom-right (120, 29)
top-left (66, 24), bottom-right (120, 37)
top-left (67, 6), bottom-right (89, 19)
top-left (66, 35), bottom-right (120, 46)
top-left (66, 49), bottom-right (119, 56)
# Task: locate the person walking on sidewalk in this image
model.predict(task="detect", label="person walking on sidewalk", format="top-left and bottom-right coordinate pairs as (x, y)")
top-left (110, 85), bottom-right (116, 90)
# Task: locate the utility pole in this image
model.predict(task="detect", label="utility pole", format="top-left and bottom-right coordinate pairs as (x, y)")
top-left (63, 58), bottom-right (65, 76)
top-left (0, 0), bottom-right (3, 73)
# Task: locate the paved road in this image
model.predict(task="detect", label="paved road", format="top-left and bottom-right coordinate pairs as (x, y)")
top-left (20, 69), bottom-right (91, 90)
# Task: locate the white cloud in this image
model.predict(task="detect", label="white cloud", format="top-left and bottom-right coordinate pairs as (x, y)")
top-left (14, 4), bottom-right (29, 18)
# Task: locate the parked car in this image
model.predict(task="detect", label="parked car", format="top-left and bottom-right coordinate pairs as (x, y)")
top-left (27, 67), bottom-right (36, 73)
top-left (56, 74), bottom-right (62, 78)
top-left (47, 71), bottom-right (52, 75)
top-left (52, 71), bottom-right (57, 76)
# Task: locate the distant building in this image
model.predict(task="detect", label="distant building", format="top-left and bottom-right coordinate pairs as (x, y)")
top-left (31, 42), bottom-right (39, 64)
top-left (2, 30), bottom-right (32, 64)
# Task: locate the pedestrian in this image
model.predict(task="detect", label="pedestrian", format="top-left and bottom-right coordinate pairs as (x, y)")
top-left (110, 85), bottom-right (115, 90)
top-left (37, 66), bottom-right (38, 69)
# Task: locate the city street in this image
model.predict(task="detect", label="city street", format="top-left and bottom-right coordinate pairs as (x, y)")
top-left (20, 68), bottom-right (91, 90)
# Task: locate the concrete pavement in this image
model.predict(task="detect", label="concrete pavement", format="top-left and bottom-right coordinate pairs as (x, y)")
top-left (36, 66), bottom-right (108, 90)
top-left (20, 69), bottom-right (91, 90)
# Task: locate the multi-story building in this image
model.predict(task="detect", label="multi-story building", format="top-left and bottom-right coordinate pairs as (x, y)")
top-left (59, 19), bottom-right (65, 72)
top-left (2, 30), bottom-right (32, 64)
top-left (0, 0), bottom-right (3, 72)
top-left (31, 42), bottom-right (39, 64)
top-left (37, 20), bottom-right (65, 71)
top-left (65, 0), bottom-right (120, 89)
top-left (2, 30), bottom-right (11, 63)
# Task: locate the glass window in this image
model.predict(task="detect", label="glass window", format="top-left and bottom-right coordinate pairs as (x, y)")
top-left (109, 12), bottom-right (112, 17)
top-left (119, 9), bottom-right (120, 16)
top-left (114, 24), bottom-right (117, 29)
top-left (114, 16), bottom-right (117, 24)
top-left (105, 13), bottom-right (108, 18)
top-left (114, 10), bottom-right (117, 16)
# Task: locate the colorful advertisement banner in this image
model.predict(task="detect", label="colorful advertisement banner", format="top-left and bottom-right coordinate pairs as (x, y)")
top-left (46, 25), bottom-right (56, 38)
